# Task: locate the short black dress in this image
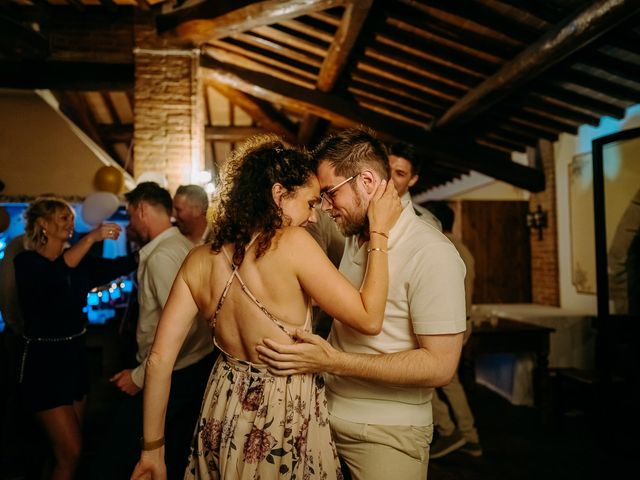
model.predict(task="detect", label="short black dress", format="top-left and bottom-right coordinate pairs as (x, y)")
top-left (14, 250), bottom-right (136, 412)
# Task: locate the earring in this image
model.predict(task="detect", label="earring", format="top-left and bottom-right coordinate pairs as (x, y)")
top-left (41, 228), bottom-right (48, 244)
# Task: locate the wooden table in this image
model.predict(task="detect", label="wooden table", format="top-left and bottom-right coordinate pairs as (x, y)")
top-left (460, 317), bottom-right (555, 415)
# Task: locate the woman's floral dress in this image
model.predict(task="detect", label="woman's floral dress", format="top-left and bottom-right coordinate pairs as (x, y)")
top-left (184, 254), bottom-right (343, 480)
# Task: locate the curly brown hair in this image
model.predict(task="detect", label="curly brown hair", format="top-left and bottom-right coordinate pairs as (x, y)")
top-left (207, 135), bottom-right (314, 266)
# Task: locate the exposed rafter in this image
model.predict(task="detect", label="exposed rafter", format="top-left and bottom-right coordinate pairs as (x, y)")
top-left (98, 125), bottom-right (270, 143)
top-left (300, 0), bottom-right (373, 145)
top-left (205, 78), bottom-right (298, 144)
top-left (435, 0), bottom-right (640, 129)
top-left (317, 0), bottom-right (372, 91)
top-left (158, 0), bottom-right (347, 45)
top-left (200, 57), bottom-right (545, 192)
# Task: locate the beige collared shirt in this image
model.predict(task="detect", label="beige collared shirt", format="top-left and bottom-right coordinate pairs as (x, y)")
top-left (400, 191), bottom-right (442, 231)
top-left (326, 203), bottom-right (466, 426)
top-left (131, 226), bottom-right (213, 387)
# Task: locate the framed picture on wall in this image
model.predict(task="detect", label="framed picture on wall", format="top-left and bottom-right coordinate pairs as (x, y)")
top-left (568, 152), bottom-right (596, 294)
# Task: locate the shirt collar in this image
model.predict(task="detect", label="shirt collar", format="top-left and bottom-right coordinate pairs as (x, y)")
top-left (139, 226), bottom-right (183, 262)
top-left (400, 191), bottom-right (412, 209)
top-left (388, 201), bottom-right (416, 249)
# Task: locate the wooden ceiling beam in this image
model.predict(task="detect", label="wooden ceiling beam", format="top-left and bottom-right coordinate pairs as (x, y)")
top-left (519, 96), bottom-right (601, 126)
top-left (98, 124), bottom-right (271, 143)
top-left (233, 32), bottom-right (323, 68)
top-left (356, 59), bottom-right (462, 101)
top-left (316, 0), bottom-right (372, 92)
top-left (579, 51), bottom-right (640, 82)
top-left (355, 99), bottom-right (429, 128)
top-left (205, 126), bottom-right (270, 142)
top-left (533, 84), bottom-right (625, 118)
top-left (364, 45), bottom-right (475, 91)
top-left (202, 45), bottom-right (316, 89)
top-left (385, 17), bottom-right (503, 65)
top-left (207, 40), bottom-right (317, 80)
top-left (97, 123), bottom-right (133, 143)
top-left (303, 0), bottom-right (372, 147)
top-left (56, 91), bottom-right (106, 149)
top-left (478, 134), bottom-right (527, 153)
top-left (559, 67), bottom-right (640, 103)
top-left (279, 19), bottom-right (334, 44)
top-left (348, 87), bottom-right (434, 123)
top-left (349, 79), bottom-right (443, 115)
top-left (200, 57), bottom-right (545, 192)
top-left (421, 0), bottom-right (543, 45)
top-left (435, 0), bottom-right (639, 129)
top-left (493, 119), bottom-right (559, 142)
top-left (350, 73), bottom-right (448, 112)
top-left (159, 0), bottom-right (346, 45)
top-left (204, 78), bottom-right (298, 144)
top-left (251, 25), bottom-right (328, 57)
top-left (376, 30), bottom-right (491, 78)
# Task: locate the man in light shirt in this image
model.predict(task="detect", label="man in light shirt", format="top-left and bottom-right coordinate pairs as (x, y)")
top-left (94, 182), bottom-right (214, 479)
top-left (258, 129), bottom-right (466, 479)
top-left (388, 142), bottom-right (442, 231)
top-left (172, 184), bottom-right (209, 244)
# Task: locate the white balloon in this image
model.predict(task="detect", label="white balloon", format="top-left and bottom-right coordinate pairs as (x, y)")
top-left (136, 171), bottom-right (167, 188)
top-left (82, 192), bottom-right (120, 226)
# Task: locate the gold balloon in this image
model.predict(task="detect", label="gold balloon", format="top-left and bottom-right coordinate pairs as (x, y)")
top-left (0, 206), bottom-right (9, 233)
top-left (94, 166), bottom-right (124, 195)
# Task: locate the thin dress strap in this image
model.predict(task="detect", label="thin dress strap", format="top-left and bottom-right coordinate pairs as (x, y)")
top-left (211, 240), bottom-right (295, 339)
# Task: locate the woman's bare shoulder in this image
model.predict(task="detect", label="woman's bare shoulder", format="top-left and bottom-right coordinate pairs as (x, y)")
top-left (276, 226), bottom-right (326, 261)
top-left (181, 244), bottom-right (217, 282)
top-left (279, 226), bottom-right (316, 246)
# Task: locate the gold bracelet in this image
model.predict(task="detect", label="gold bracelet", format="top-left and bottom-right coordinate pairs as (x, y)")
top-left (370, 230), bottom-right (389, 239)
top-left (367, 247), bottom-right (388, 254)
top-left (141, 436), bottom-right (165, 451)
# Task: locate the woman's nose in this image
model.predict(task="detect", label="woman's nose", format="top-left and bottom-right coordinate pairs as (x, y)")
top-left (308, 208), bottom-right (318, 224)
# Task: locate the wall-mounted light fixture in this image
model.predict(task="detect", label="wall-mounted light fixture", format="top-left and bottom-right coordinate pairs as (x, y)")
top-left (526, 204), bottom-right (548, 240)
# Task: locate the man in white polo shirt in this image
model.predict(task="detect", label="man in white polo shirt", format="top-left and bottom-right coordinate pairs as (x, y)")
top-left (258, 128), bottom-right (467, 479)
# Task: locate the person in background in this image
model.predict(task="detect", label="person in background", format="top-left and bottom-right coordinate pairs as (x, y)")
top-left (0, 234), bottom-right (27, 469)
top-left (257, 129), bottom-right (467, 479)
top-left (388, 142), bottom-right (442, 231)
top-left (173, 184), bottom-right (209, 244)
top-left (0, 234), bottom-right (25, 336)
top-left (425, 201), bottom-right (483, 459)
top-left (14, 197), bottom-right (136, 480)
top-left (94, 182), bottom-right (215, 479)
top-left (130, 135), bottom-right (400, 480)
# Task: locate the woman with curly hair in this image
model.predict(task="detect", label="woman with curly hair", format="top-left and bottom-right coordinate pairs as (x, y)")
top-left (131, 135), bottom-right (401, 480)
top-left (14, 197), bottom-right (137, 480)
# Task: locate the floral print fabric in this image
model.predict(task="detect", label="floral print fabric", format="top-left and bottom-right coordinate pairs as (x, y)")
top-left (185, 353), bottom-right (343, 480)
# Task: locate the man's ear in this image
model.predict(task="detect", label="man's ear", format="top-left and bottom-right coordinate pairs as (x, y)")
top-left (360, 170), bottom-right (379, 195)
top-left (271, 183), bottom-right (285, 207)
top-left (408, 174), bottom-right (419, 188)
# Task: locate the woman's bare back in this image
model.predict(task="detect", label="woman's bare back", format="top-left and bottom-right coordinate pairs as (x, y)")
top-left (181, 232), bottom-right (310, 362)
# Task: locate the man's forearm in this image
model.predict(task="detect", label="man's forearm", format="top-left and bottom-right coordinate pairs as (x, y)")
top-left (329, 348), bottom-right (455, 388)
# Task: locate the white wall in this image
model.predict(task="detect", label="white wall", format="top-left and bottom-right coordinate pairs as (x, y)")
top-left (554, 104), bottom-right (640, 312)
top-left (0, 89), bottom-right (133, 198)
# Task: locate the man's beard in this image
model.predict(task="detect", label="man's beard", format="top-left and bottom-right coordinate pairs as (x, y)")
top-left (335, 189), bottom-right (368, 237)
